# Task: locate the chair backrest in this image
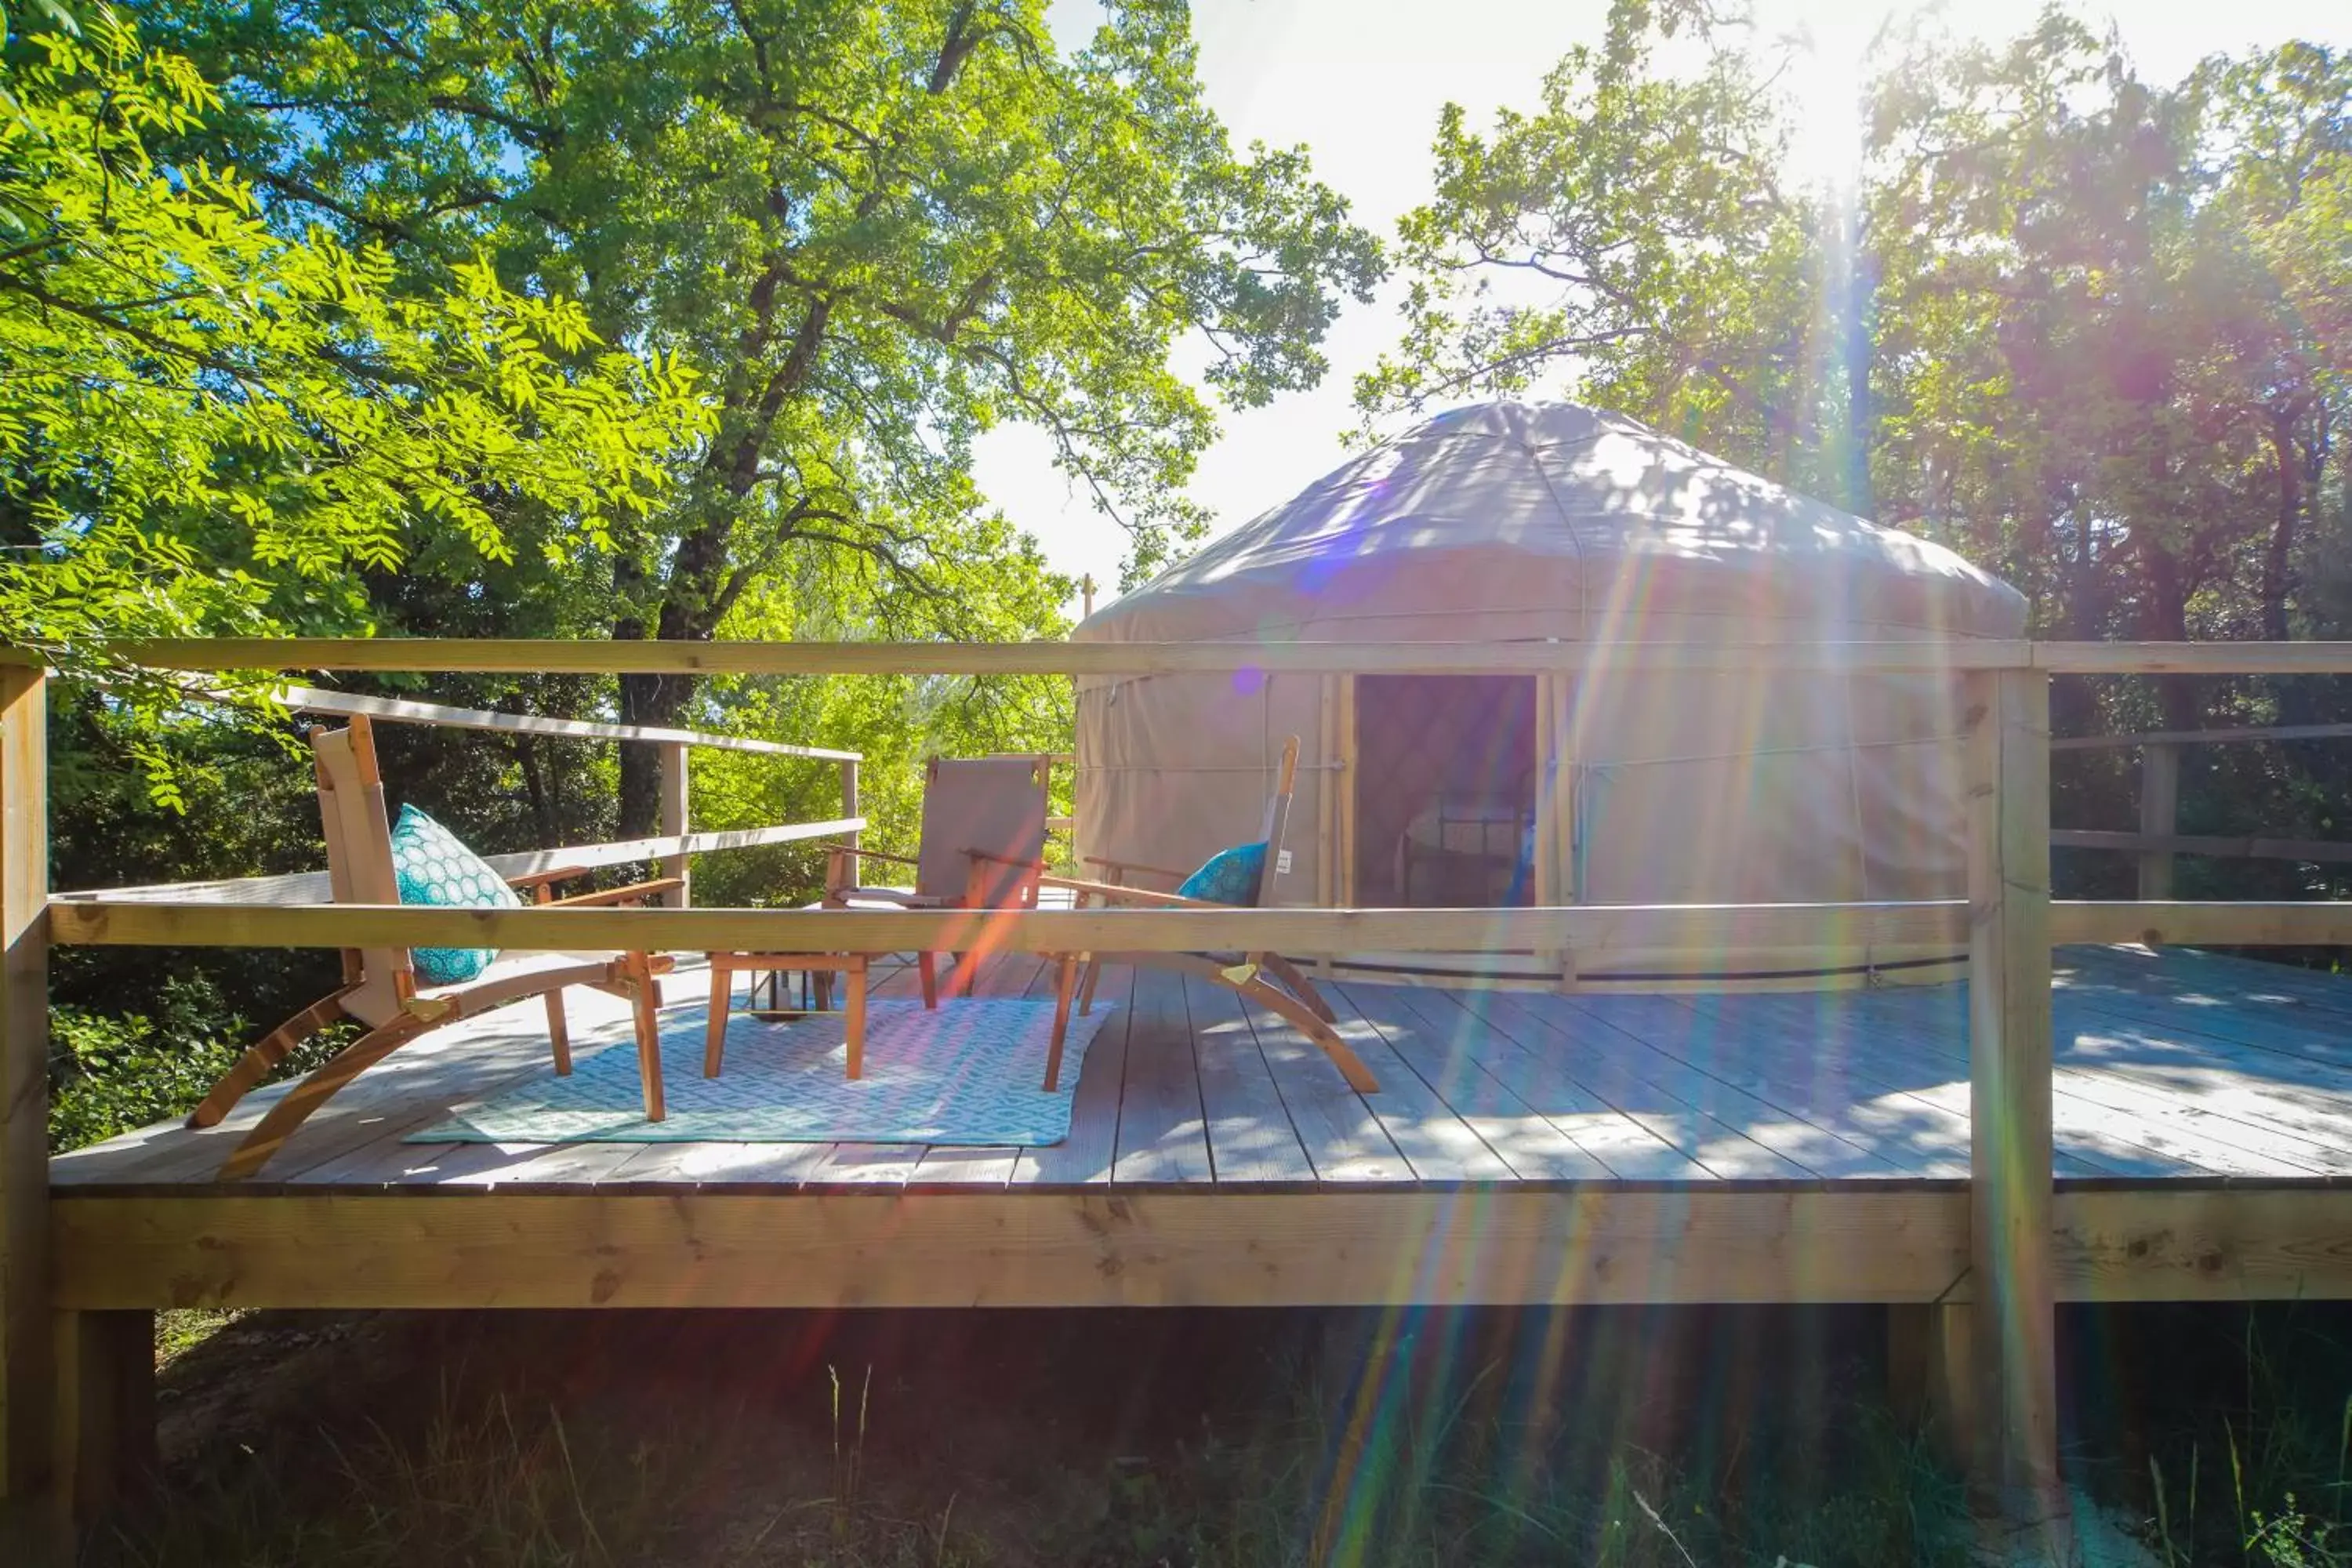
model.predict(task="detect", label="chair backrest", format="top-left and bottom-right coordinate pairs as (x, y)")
top-left (1248, 736), bottom-right (1301, 909)
top-left (312, 717), bottom-right (413, 1021)
top-left (914, 755), bottom-right (1051, 906)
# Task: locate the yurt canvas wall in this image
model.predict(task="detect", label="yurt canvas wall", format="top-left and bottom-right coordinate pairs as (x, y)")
top-left (1071, 401), bottom-right (2028, 988)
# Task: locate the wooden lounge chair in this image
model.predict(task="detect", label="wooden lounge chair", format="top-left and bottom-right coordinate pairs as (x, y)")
top-left (1038, 736), bottom-right (1378, 1095)
top-left (820, 753), bottom-right (1051, 1006)
top-left (191, 716), bottom-right (678, 1179)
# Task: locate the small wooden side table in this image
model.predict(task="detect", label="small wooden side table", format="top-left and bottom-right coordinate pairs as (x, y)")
top-left (704, 952), bottom-right (873, 1078)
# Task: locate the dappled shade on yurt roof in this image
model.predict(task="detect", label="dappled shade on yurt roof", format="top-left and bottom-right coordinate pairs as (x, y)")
top-left (1070, 400), bottom-right (2027, 987)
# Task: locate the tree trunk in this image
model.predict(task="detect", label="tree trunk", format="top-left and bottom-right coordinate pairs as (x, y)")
top-left (2263, 408), bottom-right (2301, 644)
top-left (612, 513), bottom-right (738, 837)
top-left (2140, 539), bottom-right (2198, 733)
top-left (515, 735), bottom-right (554, 849)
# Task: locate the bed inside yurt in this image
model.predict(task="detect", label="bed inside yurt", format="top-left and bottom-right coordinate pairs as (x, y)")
top-left (1069, 400), bottom-right (2027, 989)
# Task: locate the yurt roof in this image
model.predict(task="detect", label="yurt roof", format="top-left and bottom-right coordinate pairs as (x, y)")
top-left (1073, 401), bottom-right (2026, 644)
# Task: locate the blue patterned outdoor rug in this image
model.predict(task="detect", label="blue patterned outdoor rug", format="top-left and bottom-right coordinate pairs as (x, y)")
top-left (411, 998), bottom-right (1116, 1146)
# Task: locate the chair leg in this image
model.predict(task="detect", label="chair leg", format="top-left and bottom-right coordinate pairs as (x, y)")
top-left (545, 990), bottom-right (573, 1076)
top-left (703, 959), bottom-right (731, 1078)
top-left (1261, 953), bottom-right (1339, 1024)
top-left (1076, 955), bottom-right (1104, 1018)
top-left (1235, 974), bottom-right (1380, 1094)
top-left (1043, 954), bottom-right (1080, 1092)
top-left (218, 1014), bottom-right (430, 1180)
top-left (945, 951), bottom-right (978, 998)
top-left (844, 964), bottom-right (868, 1080)
top-left (917, 952), bottom-right (938, 1009)
top-left (189, 989), bottom-right (355, 1128)
top-left (625, 952), bottom-right (666, 1121)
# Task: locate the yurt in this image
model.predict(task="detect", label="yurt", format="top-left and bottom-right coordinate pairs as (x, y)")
top-left (1069, 400), bottom-right (2028, 989)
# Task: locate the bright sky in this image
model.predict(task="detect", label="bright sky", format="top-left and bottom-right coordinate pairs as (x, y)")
top-left (968, 0), bottom-right (2351, 617)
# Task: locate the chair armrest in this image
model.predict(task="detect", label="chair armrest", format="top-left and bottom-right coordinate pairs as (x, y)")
top-left (965, 846), bottom-right (1048, 873)
top-left (822, 887), bottom-right (934, 909)
top-left (1081, 855), bottom-right (1191, 887)
top-left (506, 866), bottom-right (591, 893)
top-left (822, 844), bottom-right (920, 869)
top-left (540, 877), bottom-right (685, 909)
top-left (1036, 874), bottom-right (1214, 909)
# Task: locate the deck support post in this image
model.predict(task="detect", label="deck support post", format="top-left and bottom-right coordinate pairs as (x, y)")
top-left (2138, 740), bottom-right (2180, 902)
top-left (53, 1310), bottom-right (154, 1526)
top-left (837, 757), bottom-right (860, 890)
top-left (0, 666), bottom-right (54, 1562)
top-left (656, 741), bottom-right (690, 909)
top-left (1962, 666), bottom-right (2067, 1560)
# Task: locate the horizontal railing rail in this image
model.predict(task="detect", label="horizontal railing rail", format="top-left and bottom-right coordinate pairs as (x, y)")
top-left (2050, 720), bottom-right (2352, 896)
top-left (2051, 828), bottom-right (2352, 867)
top-left (39, 895), bottom-right (2352, 955)
top-left (267, 685), bottom-right (861, 760)
top-left (16, 637), bottom-right (2352, 677)
top-left (50, 818), bottom-right (868, 906)
top-left (2050, 720), bottom-right (2352, 752)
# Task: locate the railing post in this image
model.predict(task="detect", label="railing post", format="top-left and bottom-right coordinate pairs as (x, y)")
top-left (656, 742), bottom-right (690, 909)
top-left (2138, 739), bottom-right (2180, 902)
top-left (1962, 665), bottom-right (2067, 1560)
top-left (837, 757), bottom-right (859, 889)
top-left (0, 666), bottom-right (53, 1559)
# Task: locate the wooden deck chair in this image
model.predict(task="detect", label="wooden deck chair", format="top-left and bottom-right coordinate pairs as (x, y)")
top-left (1036, 736), bottom-right (1377, 1096)
top-left (190, 716), bottom-right (679, 1180)
top-left (820, 753), bottom-right (1051, 1005)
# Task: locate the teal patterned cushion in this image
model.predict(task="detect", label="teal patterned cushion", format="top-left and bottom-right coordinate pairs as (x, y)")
top-left (1178, 840), bottom-right (1268, 906)
top-left (389, 804), bottom-right (519, 985)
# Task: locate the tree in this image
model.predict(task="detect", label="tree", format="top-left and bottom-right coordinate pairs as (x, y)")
top-left (1365, 0), bottom-right (2352, 900)
top-left (1351, 2), bottom-right (1834, 492)
top-left (163, 0), bottom-right (1384, 830)
top-left (0, 5), bottom-right (709, 738)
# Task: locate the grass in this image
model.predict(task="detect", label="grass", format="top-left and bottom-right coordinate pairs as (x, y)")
top-left (79, 1301), bottom-right (2352, 1566)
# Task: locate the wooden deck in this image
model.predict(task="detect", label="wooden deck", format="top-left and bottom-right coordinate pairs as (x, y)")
top-left (54, 945), bottom-right (2352, 1195)
top-left (44, 944), bottom-right (2352, 1314)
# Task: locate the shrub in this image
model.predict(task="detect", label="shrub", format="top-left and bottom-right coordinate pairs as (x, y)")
top-left (47, 975), bottom-right (345, 1152)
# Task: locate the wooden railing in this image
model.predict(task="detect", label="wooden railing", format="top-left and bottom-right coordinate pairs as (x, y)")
top-left (6, 637), bottom-right (2352, 1551)
top-left (2053, 721), bottom-right (2352, 899)
top-left (51, 686), bottom-right (866, 909)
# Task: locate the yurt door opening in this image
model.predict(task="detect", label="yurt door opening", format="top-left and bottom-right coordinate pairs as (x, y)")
top-left (1352, 674), bottom-right (1539, 908)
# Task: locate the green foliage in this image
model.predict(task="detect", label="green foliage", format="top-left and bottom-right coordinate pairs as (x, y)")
top-left (154, 0), bottom-right (1381, 828)
top-left (47, 973), bottom-right (343, 1151)
top-left (688, 523), bottom-right (1077, 909)
top-left (1363, 1), bottom-right (2352, 906)
top-left (0, 7), bottom-right (708, 699)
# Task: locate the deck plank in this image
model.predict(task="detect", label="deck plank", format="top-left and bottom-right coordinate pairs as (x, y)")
top-left (1351, 984), bottom-right (1617, 1181)
top-left (2074, 943), bottom-right (2352, 1026)
top-left (797, 950), bottom-right (1025, 1189)
top-left (1319, 984), bottom-right (1515, 1182)
top-left (1111, 964), bottom-right (1216, 1185)
top-left (1225, 982), bottom-right (1414, 1184)
top-left (1455, 989), bottom-right (1813, 1181)
top-left (2050, 1010), bottom-right (2352, 1167)
top-left (1835, 983), bottom-right (2325, 1180)
top-left (1708, 986), bottom-right (2229, 1179)
top-left (47, 944), bottom-right (2352, 1200)
top-left (908, 952), bottom-right (1054, 1189)
top-left (1010, 963), bottom-right (1135, 1185)
top-left (1573, 991), bottom-right (1979, 1179)
top-left (1543, 992), bottom-right (1921, 1181)
top-left (1668, 989), bottom-right (2129, 1179)
top-left (1181, 974), bottom-right (1319, 1185)
top-left (1370, 989), bottom-right (1710, 1181)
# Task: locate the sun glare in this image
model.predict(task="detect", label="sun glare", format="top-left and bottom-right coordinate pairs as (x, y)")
top-left (1773, 5), bottom-right (1876, 192)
